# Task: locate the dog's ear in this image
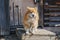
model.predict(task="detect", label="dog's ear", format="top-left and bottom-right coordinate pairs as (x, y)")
top-left (27, 7), bottom-right (31, 10)
top-left (27, 7), bottom-right (34, 10)
top-left (34, 7), bottom-right (38, 10)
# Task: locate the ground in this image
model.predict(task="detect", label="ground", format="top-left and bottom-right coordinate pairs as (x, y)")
top-left (0, 28), bottom-right (60, 40)
top-left (0, 34), bottom-right (60, 40)
top-left (0, 34), bottom-right (19, 40)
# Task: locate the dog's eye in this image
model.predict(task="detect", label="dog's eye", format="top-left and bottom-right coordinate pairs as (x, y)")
top-left (30, 12), bottom-right (32, 13)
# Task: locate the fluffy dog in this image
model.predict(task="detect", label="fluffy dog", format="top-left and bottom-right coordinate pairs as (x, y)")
top-left (23, 7), bottom-right (39, 35)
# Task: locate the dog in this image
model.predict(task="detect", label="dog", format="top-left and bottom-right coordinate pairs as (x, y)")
top-left (23, 7), bottom-right (39, 35)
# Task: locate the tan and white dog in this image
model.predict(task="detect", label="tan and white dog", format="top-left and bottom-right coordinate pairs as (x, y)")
top-left (23, 7), bottom-right (39, 35)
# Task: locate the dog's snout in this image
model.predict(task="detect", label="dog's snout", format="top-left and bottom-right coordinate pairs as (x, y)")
top-left (29, 13), bottom-right (35, 18)
top-left (32, 14), bottom-right (34, 17)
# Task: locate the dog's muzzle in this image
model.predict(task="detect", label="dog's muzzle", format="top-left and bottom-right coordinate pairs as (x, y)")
top-left (29, 14), bottom-right (35, 18)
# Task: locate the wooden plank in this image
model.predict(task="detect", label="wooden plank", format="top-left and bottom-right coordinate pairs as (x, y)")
top-left (56, 2), bottom-right (60, 4)
top-left (44, 5), bottom-right (60, 8)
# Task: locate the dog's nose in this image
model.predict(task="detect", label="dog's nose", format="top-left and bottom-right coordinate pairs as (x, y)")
top-left (29, 14), bottom-right (34, 18)
top-left (32, 14), bottom-right (34, 17)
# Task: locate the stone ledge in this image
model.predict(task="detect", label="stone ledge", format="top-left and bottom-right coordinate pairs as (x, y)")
top-left (16, 28), bottom-right (56, 36)
top-left (16, 28), bottom-right (56, 40)
top-left (32, 29), bottom-right (56, 36)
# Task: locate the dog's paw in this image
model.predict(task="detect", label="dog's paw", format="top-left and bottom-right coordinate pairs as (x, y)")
top-left (26, 31), bottom-right (30, 35)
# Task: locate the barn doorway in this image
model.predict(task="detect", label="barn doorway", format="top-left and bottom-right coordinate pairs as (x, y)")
top-left (0, 0), bottom-right (10, 35)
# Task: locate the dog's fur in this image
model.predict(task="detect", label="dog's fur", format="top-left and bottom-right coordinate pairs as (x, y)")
top-left (23, 7), bottom-right (39, 35)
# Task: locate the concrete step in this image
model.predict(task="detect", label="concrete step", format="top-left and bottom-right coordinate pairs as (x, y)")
top-left (16, 28), bottom-right (56, 40)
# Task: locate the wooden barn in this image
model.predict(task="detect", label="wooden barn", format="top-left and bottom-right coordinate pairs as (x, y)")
top-left (0, 0), bottom-right (60, 36)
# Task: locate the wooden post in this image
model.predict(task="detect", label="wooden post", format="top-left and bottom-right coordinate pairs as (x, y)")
top-left (37, 0), bottom-right (44, 28)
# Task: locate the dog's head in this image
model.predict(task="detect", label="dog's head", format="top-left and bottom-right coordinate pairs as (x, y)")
top-left (26, 7), bottom-right (38, 18)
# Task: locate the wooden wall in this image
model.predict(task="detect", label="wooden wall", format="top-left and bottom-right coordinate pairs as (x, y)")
top-left (9, 0), bottom-right (37, 25)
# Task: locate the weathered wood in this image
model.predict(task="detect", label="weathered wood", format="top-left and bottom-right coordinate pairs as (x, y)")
top-left (0, 0), bottom-right (10, 35)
